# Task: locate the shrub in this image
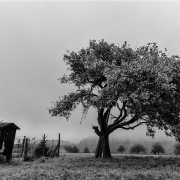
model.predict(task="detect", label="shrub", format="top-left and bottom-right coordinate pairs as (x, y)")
top-left (83, 147), bottom-right (90, 153)
top-left (117, 145), bottom-right (126, 154)
top-left (174, 143), bottom-right (180, 155)
top-left (151, 142), bottom-right (165, 155)
top-left (130, 143), bottom-right (146, 154)
top-left (64, 146), bottom-right (79, 153)
top-left (24, 155), bottom-right (34, 162)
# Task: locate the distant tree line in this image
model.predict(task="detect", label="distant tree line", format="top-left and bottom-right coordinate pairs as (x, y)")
top-left (116, 142), bottom-right (180, 155)
top-left (63, 141), bottom-right (180, 155)
top-left (117, 142), bottom-right (165, 155)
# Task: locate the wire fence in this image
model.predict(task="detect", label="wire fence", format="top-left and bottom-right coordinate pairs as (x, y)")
top-left (14, 136), bottom-right (60, 145)
top-left (12, 134), bottom-right (65, 158)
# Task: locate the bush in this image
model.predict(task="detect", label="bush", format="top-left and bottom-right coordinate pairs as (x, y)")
top-left (64, 146), bottom-right (79, 153)
top-left (130, 143), bottom-right (146, 154)
top-left (174, 143), bottom-right (180, 155)
top-left (34, 137), bottom-right (49, 158)
top-left (151, 142), bottom-right (165, 155)
top-left (83, 147), bottom-right (90, 153)
top-left (117, 145), bottom-right (126, 154)
top-left (24, 155), bottom-right (34, 162)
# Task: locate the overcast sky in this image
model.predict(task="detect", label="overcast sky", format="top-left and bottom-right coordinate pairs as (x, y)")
top-left (0, 1), bottom-right (179, 143)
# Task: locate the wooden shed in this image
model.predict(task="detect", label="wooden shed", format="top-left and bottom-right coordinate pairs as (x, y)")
top-left (0, 122), bottom-right (20, 161)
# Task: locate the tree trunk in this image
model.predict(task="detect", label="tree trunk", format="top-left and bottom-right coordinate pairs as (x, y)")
top-left (95, 137), bottom-right (103, 158)
top-left (102, 135), bottom-right (111, 158)
top-left (95, 135), bottom-right (111, 158)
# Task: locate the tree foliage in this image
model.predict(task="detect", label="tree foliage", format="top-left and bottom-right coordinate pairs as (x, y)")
top-left (117, 145), bottom-right (126, 154)
top-left (130, 143), bottom-right (146, 154)
top-left (169, 124), bottom-right (180, 142)
top-left (34, 137), bottom-right (49, 158)
top-left (151, 142), bottom-right (165, 155)
top-left (174, 143), bottom-right (180, 155)
top-left (49, 39), bottom-right (180, 157)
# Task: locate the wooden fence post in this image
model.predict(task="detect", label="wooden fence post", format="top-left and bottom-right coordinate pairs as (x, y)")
top-left (24, 138), bottom-right (28, 158)
top-left (21, 136), bottom-right (26, 157)
top-left (57, 133), bottom-right (60, 157)
top-left (51, 140), bottom-right (54, 151)
top-left (42, 134), bottom-right (45, 157)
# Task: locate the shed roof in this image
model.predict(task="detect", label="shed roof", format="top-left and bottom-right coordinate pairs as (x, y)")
top-left (0, 123), bottom-right (20, 130)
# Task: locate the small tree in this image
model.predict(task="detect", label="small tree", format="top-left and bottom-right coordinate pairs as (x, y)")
top-left (117, 145), bottom-right (126, 154)
top-left (72, 146), bottom-right (79, 153)
top-left (130, 143), bottom-right (146, 154)
top-left (34, 136), bottom-right (49, 158)
top-left (174, 143), bottom-right (180, 155)
top-left (151, 142), bottom-right (165, 155)
top-left (84, 147), bottom-right (90, 153)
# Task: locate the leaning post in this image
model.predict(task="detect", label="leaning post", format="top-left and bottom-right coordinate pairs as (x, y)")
top-left (21, 136), bottom-right (26, 157)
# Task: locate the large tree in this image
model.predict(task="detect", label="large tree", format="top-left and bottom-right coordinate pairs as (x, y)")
top-left (49, 39), bottom-right (180, 158)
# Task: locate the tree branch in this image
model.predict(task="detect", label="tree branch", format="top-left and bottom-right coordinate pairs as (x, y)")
top-left (110, 113), bottom-right (117, 119)
top-left (103, 108), bottom-right (111, 125)
top-left (120, 121), bottom-right (146, 130)
top-left (92, 126), bottom-right (102, 136)
top-left (89, 93), bottom-right (98, 97)
top-left (107, 114), bottom-right (139, 135)
top-left (120, 114), bottom-right (139, 127)
top-left (116, 101), bottom-right (121, 111)
top-left (77, 88), bottom-right (98, 97)
top-left (108, 100), bottom-right (128, 128)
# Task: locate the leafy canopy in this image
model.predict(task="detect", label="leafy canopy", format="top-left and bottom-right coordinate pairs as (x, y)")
top-left (49, 39), bottom-right (180, 137)
top-left (130, 143), bottom-right (146, 154)
top-left (117, 145), bottom-right (126, 153)
top-left (174, 143), bottom-right (180, 155)
top-left (151, 142), bottom-right (165, 154)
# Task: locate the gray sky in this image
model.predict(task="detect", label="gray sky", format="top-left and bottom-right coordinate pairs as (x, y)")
top-left (0, 1), bottom-right (179, 142)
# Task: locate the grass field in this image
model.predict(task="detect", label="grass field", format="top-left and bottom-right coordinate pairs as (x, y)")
top-left (1, 153), bottom-right (180, 180)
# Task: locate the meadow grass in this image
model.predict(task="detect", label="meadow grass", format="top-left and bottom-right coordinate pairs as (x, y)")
top-left (0, 153), bottom-right (180, 179)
